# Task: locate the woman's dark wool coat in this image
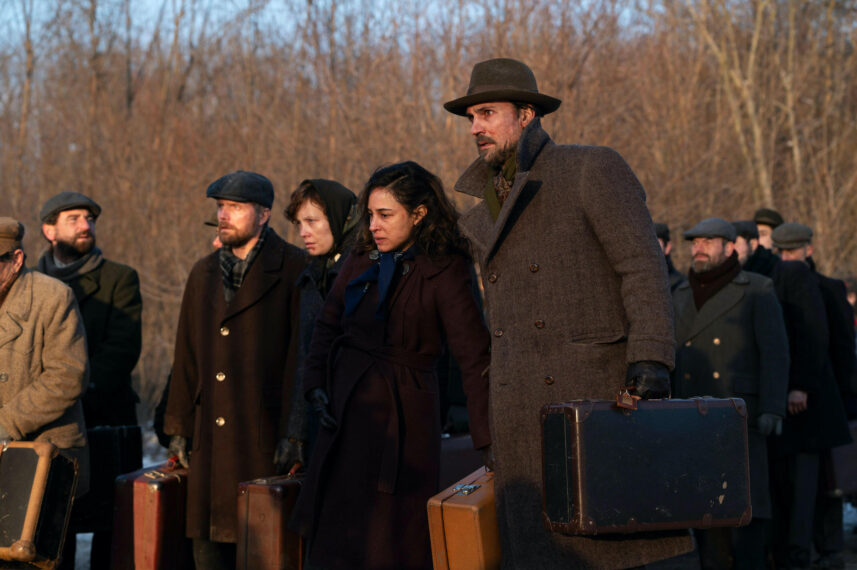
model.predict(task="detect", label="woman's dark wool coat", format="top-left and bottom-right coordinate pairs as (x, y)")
top-left (292, 250), bottom-right (491, 570)
top-left (164, 230), bottom-right (306, 542)
top-left (454, 119), bottom-right (693, 569)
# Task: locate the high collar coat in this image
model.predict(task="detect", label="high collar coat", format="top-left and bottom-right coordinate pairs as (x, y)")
top-left (164, 230), bottom-right (306, 542)
top-left (454, 120), bottom-right (691, 569)
top-left (672, 270), bottom-right (789, 517)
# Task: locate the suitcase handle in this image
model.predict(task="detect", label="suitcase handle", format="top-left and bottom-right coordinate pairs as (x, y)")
top-left (616, 388), bottom-right (641, 410)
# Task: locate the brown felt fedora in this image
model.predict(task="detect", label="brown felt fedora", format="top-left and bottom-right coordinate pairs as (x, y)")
top-left (444, 58), bottom-right (562, 116)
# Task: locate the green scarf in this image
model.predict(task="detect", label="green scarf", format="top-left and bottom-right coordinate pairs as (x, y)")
top-left (483, 155), bottom-right (517, 221)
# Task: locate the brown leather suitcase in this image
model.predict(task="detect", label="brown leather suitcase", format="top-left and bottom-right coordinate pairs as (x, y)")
top-left (110, 461), bottom-right (193, 570)
top-left (542, 397), bottom-right (752, 535)
top-left (236, 473), bottom-right (303, 570)
top-left (0, 441), bottom-right (78, 569)
top-left (427, 466), bottom-right (501, 570)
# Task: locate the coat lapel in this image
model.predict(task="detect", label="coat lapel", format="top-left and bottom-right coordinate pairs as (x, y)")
top-left (687, 277), bottom-right (748, 340)
top-left (0, 270), bottom-right (32, 349)
top-left (222, 234), bottom-right (284, 322)
top-left (673, 283), bottom-right (697, 344)
top-left (70, 271), bottom-right (100, 304)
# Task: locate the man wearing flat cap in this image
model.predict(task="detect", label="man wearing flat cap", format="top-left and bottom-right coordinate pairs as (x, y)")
top-left (673, 217), bottom-right (788, 569)
top-left (771, 222), bottom-right (855, 569)
top-left (0, 217), bottom-right (90, 499)
top-left (754, 207), bottom-right (784, 251)
top-left (445, 58), bottom-right (688, 567)
top-left (163, 171), bottom-right (306, 568)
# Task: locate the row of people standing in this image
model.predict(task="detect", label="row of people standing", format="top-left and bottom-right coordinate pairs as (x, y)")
top-left (658, 210), bottom-right (856, 569)
top-left (162, 56), bottom-right (689, 570)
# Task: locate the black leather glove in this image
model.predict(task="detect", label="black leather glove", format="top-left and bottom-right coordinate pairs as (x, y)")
top-left (757, 413), bottom-right (783, 437)
top-left (308, 387), bottom-right (337, 430)
top-left (625, 361), bottom-right (671, 400)
top-left (168, 435), bottom-right (190, 468)
top-left (481, 444), bottom-right (495, 472)
top-left (274, 438), bottom-right (305, 475)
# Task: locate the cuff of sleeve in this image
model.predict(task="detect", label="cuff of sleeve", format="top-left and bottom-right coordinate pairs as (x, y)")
top-left (625, 338), bottom-right (676, 370)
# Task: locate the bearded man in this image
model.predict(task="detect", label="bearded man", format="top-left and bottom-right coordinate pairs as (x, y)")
top-left (672, 218), bottom-right (788, 569)
top-left (445, 57), bottom-right (690, 569)
top-left (164, 171), bottom-right (306, 569)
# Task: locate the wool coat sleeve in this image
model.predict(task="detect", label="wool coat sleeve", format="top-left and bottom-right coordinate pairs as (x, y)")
top-left (778, 262), bottom-right (828, 394)
top-left (754, 278), bottom-right (790, 417)
top-left (88, 267), bottom-right (142, 393)
top-left (577, 146), bottom-right (675, 367)
top-left (0, 287), bottom-right (87, 440)
top-left (434, 256), bottom-right (491, 448)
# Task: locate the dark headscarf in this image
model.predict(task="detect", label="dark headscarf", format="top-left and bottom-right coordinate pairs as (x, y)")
top-left (302, 179), bottom-right (357, 294)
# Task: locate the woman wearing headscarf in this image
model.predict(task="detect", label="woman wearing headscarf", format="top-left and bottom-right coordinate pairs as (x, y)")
top-left (279, 179), bottom-right (358, 471)
top-left (291, 162), bottom-right (491, 569)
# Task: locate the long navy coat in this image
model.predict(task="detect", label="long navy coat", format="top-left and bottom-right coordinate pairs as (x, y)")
top-left (292, 249), bottom-right (490, 570)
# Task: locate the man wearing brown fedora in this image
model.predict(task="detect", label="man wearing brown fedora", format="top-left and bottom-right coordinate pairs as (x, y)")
top-left (445, 58), bottom-right (690, 568)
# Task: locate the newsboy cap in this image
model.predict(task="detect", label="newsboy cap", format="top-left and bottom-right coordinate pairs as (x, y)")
top-left (654, 223), bottom-right (671, 242)
top-left (40, 191), bottom-right (102, 222)
top-left (732, 220), bottom-right (759, 240)
top-left (206, 171), bottom-right (274, 208)
top-left (443, 58), bottom-right (562, 117)
top-left (753, 208), bottom-right (784, 229)
top-left (772, 222), bottom-right (813, 250)
top-left (0, 217), bottom-right (24, 256)
top-left (683, 218), bottom-right (737, 242)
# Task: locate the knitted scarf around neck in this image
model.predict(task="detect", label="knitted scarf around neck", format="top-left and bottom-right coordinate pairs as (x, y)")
top-left (688, 251), bottom-right (741, 310)
top-left (37, 247), bottom-right (104, 282)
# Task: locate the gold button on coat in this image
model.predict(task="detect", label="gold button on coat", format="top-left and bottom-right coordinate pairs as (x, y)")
top-left (216, 372), bottom-right (226, 382)
top-left (487, 273), bottom-right (498, 283)
top-left (535, 320), bottom-right (545, 329)
top-left (684, 341), bottom-right (691, 347)
top-left (544, 376), bottom-right (555, 385)
top-left (713, 372), bottom-right (720, 379)
top-left (713, 338), bottom-right (721, 345)
top-left (529, 264), bottom-right (540, 273)
top-left (215, 417), bottom-right (226, 427)
top-left (220, 326), bottom-right (230, 336)
top-left (493, 329), bottom-right (504, 338)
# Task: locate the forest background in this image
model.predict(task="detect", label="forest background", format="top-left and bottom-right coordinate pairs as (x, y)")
top-left (1, 0), bottom-right (855, 418)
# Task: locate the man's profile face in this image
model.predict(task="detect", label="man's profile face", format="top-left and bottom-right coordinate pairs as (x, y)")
top-left (44, 208), bottom-right (96, 260)
top-left (691, 237), bottom-right (734, 273)
top-left (734, 236), bottom-right (753, 266)
top-left (757, 224), bottom-right (774, 250)
top-left (0, 249), bottom-right (24, 299)
top-left (465, 101), bottom-right (534, 168)
top-left (216, 199), bottom-right (268, 248)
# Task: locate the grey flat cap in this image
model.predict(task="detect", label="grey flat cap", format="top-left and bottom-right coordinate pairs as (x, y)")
top-left (683, 217), bottom-right (737, 242)
top-left (0, 217), bottom-right (24, 255)
top-left (654, 222), bottom-right (670, 242)
top-left (754, 208), bottom-right (784, 228)
top-left (40, 191), bottom-right (102, 222)
top-left (732, 220), bottom-right (759, 240)
top-left (206, 171), bottom-right (274, 208)
top-left (772, 222), bottom-right (812, 249)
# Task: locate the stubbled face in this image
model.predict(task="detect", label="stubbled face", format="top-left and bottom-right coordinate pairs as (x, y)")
top-left (295, 200), bottom-right (334, 256)
top-left (367, 188), bottom-right (424, 253)
top-left (757, 224), bottom-right (774, 250)
top-left (466, 102), bottom-right (533, 168)
top-left (691, 237), bottom-right (734, 273)
top-left (216, 199), bottom-right (267, 249)
top-left (44, 208), bottom-right (96, 260)
top-left (779, 245), bottom-right (810, 263)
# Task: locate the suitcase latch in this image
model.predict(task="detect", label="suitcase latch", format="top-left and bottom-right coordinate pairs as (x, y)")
top-left (453, 484), bottom-right (481, 496)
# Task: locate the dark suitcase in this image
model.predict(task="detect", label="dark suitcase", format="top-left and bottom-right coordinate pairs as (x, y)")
top-left (70, 425), bottom-right (143, 533)
top-left (827, 420), bottom-right (857, 497)
top-left (110, 462), bottom-right (193, 570)
top-left (236, 474), bottom-right (303, 570)
top-left (542, 397), bottom-right (751, 535)
top-left (0, 441), bottom-right (78, 568)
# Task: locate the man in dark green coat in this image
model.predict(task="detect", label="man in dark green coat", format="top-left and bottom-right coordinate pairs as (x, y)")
top-left (37, 191), bottom-right (142, 570)
top-left (672, 217), bottom-right (789, 569)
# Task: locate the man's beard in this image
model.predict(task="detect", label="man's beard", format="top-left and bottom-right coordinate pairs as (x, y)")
top-left (692, 255), bottom-right (720, 273)
top-left (219, 224), bottom-right (256, 249)
top-left (55, 234), bottom-right (95, 261)
top-left (477, 136), bottom-right (517, 169)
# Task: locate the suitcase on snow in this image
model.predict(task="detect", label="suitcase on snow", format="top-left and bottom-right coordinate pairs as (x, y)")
top-left (542, 397), bottom-right (752, 535)
top-left (0, 441), bottom-right (78, 568)
top-left (236, 473), bottom-right (303, 570)
top-left (110, 461), bottom-right (193, 570)
top-left (427, 466), bottom-right (500, 570)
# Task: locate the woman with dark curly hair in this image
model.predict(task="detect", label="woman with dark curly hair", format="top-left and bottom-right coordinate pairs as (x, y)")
top-left (291, 161), bottom-right (491, 569)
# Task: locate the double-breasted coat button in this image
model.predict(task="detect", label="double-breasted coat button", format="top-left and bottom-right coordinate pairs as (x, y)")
top-left (713, 372), bottom-right (720, 379)
top-left (529, 264), bottom-right (540, 273)
top-left (215, 372), bottom-right (226, 382)
top-left (493, 329), bottom-right (504, 338)
top-left (487, 273), bottom-right (498, 283)
top-left (215, 417), bottom-right (226, 427)
top-left (713, 338), bottom-right (721, 345)
top-left (544, 376), bottom-right (555, 385)
top-left (220, 326), bottom-right (230, 337)
top-left (0, 373), bottom-right (7, 382)
top-left (684, 341), bottom-right (692, 347)
top-left (535, 320), bottom-right (545, 329)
